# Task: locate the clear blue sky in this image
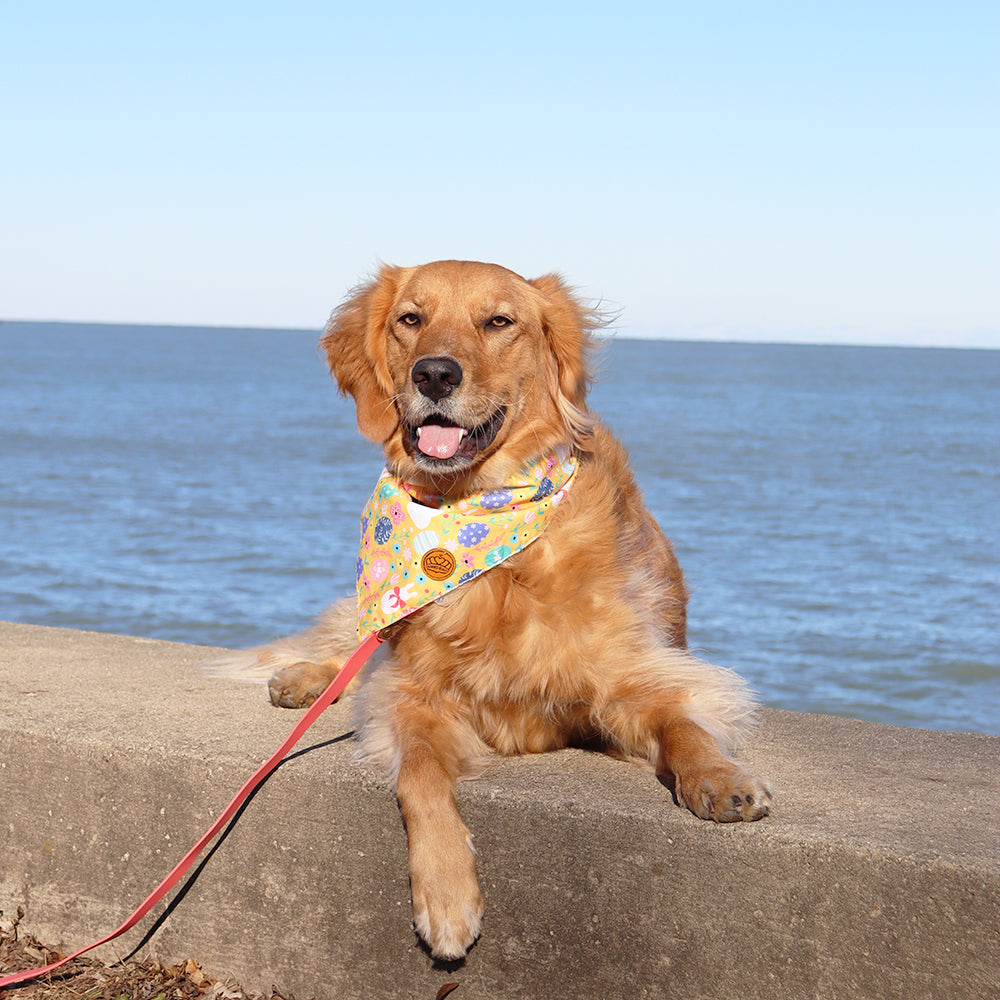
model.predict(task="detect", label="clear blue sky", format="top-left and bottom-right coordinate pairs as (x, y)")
top-left (4, 1), bottom-right (998, 346)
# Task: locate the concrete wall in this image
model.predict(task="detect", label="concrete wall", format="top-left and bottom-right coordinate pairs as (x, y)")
top-left (1, 621), bottom-right (997, 1000)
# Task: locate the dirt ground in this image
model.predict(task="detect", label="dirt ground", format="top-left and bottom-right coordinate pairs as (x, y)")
top-left (0, 906), bottom-right (292, 1000)
top-left (1, 909), bottom-right (458, 1000)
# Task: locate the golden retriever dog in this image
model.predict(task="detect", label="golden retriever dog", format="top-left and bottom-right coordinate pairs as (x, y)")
top-left (251, 260), bottom-right (772, 960)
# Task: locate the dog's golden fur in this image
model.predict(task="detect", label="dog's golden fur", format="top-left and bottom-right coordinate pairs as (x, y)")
top-left (239, 260), bottom-right (772, 959)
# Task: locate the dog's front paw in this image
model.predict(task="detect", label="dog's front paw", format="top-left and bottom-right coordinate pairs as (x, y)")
top-left (410, 846), bottom-right (484, 959)
top-left (267, 662), bottom-right (337, 708)
top-left (676, 765), bottom-right (773, 823)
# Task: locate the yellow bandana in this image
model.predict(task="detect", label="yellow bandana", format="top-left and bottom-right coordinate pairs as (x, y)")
top-left (356, 451), bottom-right (577, 639)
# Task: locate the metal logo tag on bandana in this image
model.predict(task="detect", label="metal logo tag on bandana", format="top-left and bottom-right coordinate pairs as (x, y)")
top-left (356, 451), bottom-right (577, 639)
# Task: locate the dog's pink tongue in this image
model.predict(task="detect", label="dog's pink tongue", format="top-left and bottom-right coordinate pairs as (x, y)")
top-left (417, 424), bottom-right (463, 459)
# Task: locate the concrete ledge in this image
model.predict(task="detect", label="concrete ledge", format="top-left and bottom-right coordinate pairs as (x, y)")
top-left (1, 622), bottom-right (997, 1000)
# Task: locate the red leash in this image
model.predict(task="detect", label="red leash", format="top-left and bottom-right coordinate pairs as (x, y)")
top-left (0, 632), bottom-right (383, 989)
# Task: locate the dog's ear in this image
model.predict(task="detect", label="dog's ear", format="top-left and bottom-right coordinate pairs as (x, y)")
top-left (529, 273), bottom-right (600, 443)
top-left (321, 266), bottom-right (401, 443)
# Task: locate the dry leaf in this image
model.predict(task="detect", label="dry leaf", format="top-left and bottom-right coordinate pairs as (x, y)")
top-left (184, 957), bottom-right (208, 986)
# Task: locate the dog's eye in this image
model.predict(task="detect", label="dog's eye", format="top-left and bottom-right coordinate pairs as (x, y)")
top-left (487, 316), bottom-right (514, 330)
top-left (398, 313), bottom-right (421, 327)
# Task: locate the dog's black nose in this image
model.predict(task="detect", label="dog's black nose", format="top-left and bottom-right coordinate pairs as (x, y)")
top-left (411, 356), bottom-right (463, 402)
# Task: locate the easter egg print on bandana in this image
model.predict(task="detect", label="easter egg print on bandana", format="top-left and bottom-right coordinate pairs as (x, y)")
top-left (356, 450), bottom-right (577, 639)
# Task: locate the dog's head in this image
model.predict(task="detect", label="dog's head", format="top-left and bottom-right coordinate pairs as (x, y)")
top-left (322, 260), bottom-right (600, 491)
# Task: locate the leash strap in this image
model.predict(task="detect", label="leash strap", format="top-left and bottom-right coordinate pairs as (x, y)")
top-left (0, 632), bottom-right (383, 989)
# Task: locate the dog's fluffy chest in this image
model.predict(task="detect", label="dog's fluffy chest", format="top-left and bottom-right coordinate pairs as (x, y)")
top-left (391, 536), bottom-right (635, 704)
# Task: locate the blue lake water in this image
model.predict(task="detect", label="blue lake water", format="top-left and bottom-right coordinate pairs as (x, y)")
top-left (2, 321), bottom-right (997, 734)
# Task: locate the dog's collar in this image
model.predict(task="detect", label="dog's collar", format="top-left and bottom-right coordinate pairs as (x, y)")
top-left (356, 450), bottom-right (577, 639)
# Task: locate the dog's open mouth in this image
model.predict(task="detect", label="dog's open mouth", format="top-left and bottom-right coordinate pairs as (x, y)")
top-left (407, 407), bottom-right (506, 463)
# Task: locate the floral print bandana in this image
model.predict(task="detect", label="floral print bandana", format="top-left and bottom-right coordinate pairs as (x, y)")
top-left (356, 450), bottom-right (577, 639)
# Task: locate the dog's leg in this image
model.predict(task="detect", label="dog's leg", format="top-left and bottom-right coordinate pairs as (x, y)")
top-left (656, 715), bottom-right (772, 822)
top-left (599, 672), bottom-right (772, 823)
top-left (393, 706), bottom-right (484, 960)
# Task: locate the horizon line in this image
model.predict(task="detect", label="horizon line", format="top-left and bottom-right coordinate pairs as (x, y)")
top-left (2, 316), bottom-right (997, 352)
